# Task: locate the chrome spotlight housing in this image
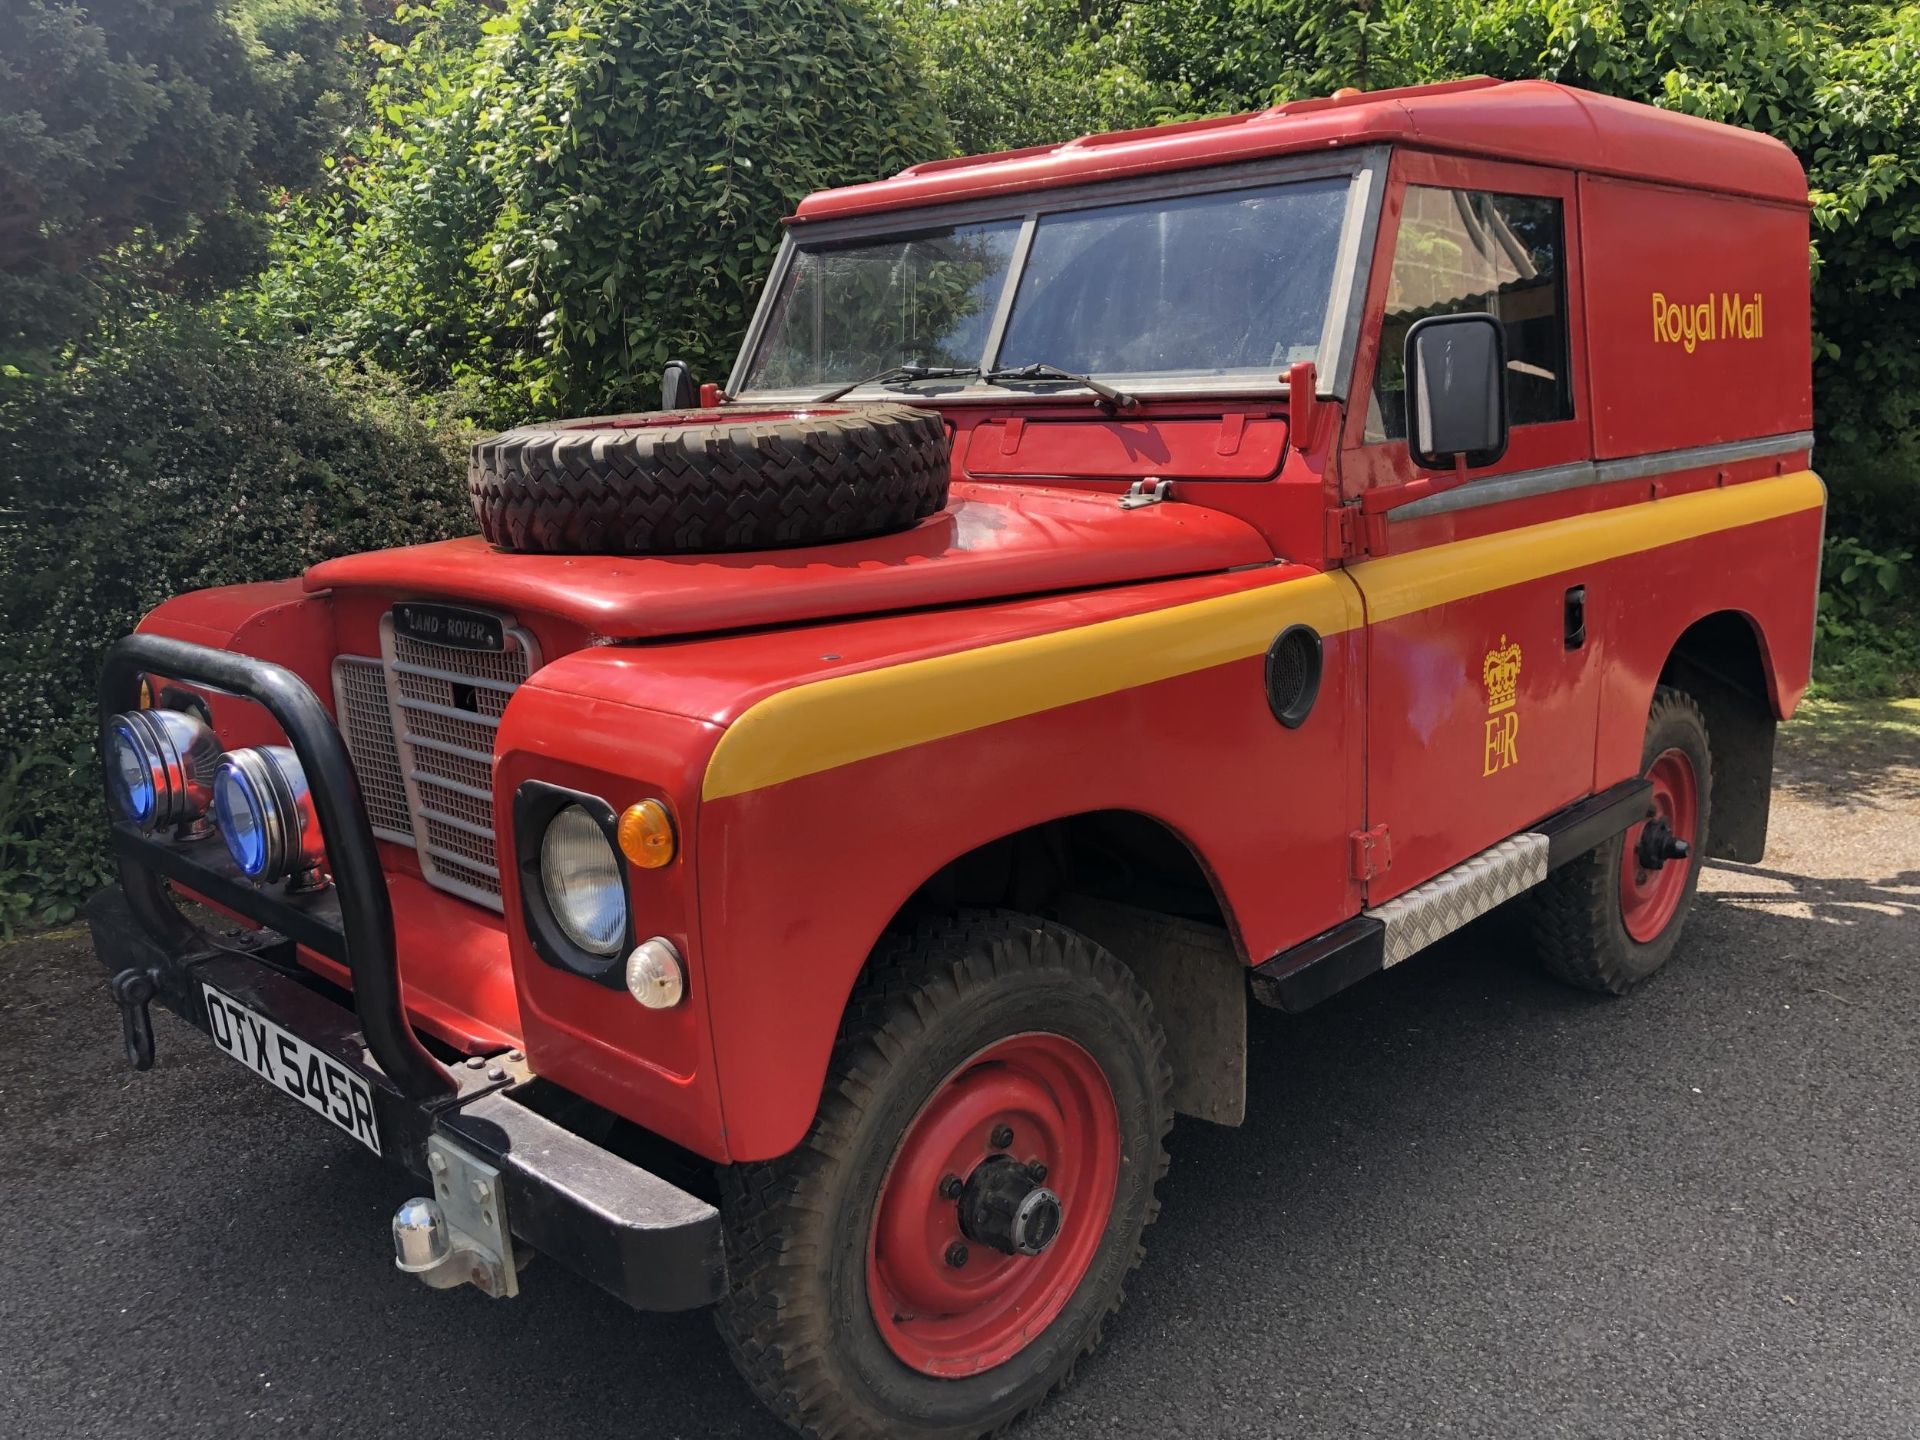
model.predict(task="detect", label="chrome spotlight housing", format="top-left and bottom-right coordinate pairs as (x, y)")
top-left (212, 745), bottom-right (327, 890)
top-left (105, 707), bottom-right (222, 838)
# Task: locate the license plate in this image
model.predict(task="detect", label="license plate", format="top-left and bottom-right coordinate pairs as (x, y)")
top-left (203, 985), bottom-right (383, 1155)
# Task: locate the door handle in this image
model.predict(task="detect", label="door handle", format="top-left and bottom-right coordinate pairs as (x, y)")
top-left (1564, 585), bottom-right (1587, 651)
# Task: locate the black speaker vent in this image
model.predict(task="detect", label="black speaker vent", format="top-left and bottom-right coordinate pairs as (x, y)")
top-left (1265, 625), bottom-right (1323, 729)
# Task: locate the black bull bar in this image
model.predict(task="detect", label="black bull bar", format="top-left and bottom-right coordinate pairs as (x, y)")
top-left (87, 633), bottom-right (724, 1312)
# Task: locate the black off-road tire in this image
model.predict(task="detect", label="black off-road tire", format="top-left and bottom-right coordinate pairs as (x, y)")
top-left (468, 403), bottom-right (950, 556)
top-left (714, 912), bottom-right (1173, 1440)
top-left (1525, 686), bottom-right (1714, 994)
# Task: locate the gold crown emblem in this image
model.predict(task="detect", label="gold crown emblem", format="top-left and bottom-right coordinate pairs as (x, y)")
top-left (1482, 636), bottom-right (1522, 714)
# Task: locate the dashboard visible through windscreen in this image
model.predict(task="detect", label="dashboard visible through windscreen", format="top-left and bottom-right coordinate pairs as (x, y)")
top-left (737, 172), bottom-right (1359, 397)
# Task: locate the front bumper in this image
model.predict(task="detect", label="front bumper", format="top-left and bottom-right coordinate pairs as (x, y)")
top-left (88, 886), bottom-right (725, 1311)
top-left (90, 632), bottom-right (724, 1313)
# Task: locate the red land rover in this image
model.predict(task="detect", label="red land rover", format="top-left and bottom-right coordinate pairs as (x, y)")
top-left (89, 78), bottom-right (1823, 1439)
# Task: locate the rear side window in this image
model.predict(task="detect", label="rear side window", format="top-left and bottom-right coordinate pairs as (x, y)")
top-left (1365, 187), bottom-right (1573, 443)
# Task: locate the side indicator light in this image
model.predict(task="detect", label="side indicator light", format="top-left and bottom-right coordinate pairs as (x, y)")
top-left (617, 799), bottom-right (677, 869)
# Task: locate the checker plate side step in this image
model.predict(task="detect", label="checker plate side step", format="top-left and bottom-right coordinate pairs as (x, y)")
top-left (1251, 779), bottom-right (1654, 1013)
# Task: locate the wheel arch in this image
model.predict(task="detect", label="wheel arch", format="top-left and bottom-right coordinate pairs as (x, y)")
top-left (876, 808), bottom-right (1252, 1128)
top-left (1658, 608), bottom-right (1778, 863)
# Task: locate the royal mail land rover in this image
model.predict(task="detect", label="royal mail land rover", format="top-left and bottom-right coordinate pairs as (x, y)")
top-left (89, 79), bottom-right (1824, 1439)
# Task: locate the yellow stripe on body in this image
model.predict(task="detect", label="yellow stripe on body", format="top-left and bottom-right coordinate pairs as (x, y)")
top-left (702, 572), bottom-right (1361, 800)
top-left (702, 471), bottom-right (1825, 801)
top-left (1351, 470), bottom-right (1825, 623)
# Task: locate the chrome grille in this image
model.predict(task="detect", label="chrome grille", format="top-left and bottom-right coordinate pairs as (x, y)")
top-left (381, 615), bottom-right (539, 912)
top-left (329, 610), bottom-right (538, 913)
top-left (332, 657), bottom-right (415, 844)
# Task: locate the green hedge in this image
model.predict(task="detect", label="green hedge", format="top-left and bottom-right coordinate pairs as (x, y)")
top-left (0, 319), bottom-right (473, 929)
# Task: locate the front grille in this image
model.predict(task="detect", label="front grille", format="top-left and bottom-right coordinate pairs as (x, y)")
top-left (331, 611), bottom-right (540, 912)
top-left (333, 657), bottom-right (414, 844)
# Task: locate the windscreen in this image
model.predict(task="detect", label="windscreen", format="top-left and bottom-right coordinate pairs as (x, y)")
top-left (738, 174), bottom-right (1353, 393)
top-left (997, 178), bottom-right (1348, 379)
top-left (739, 220), bottom-right (1022, 391)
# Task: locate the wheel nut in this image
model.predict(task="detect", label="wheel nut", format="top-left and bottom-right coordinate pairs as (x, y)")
top-left (990, 1124), bottom-right (1014, 1150)
top-left (945, 1242), bottom-right (969, 1268)
top-left (939, 1174), bottom-right (964, 1201)
top-left (1027, 1160), bottom-right (1048, 1184)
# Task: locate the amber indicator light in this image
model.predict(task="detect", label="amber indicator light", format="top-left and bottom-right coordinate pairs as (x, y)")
top-left (617, 799), bottom-right (677, 869)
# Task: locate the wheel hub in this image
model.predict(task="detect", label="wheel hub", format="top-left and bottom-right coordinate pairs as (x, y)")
top-left (1634, 816), bottom-right (1691, 872)
top-left (958, 1155), bottom-right (1063, 1257)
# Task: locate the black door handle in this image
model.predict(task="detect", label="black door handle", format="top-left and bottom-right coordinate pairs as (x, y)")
top-left (1564, 585), bottom-right (1587, 651)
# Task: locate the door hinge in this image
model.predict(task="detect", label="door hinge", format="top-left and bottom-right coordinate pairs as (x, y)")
top-left (1325, 505), bottom-right (1364, 559)
top-left (1349, 824), bottom-right (1392, 882)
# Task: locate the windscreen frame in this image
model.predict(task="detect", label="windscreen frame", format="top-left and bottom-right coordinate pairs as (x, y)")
top-left (728, 146), bottom-right (1389, 403)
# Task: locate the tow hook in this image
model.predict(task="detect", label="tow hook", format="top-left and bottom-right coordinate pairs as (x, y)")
top-left (1635, 816), bottom-right (1691, 873)
top-left (109, 965), bottom-right (163, 1071)
top-left (393, 1136), bottom-right (525, 1298)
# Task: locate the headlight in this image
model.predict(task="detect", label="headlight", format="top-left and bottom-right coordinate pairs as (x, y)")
top-left (539, 804), bottom-right (628, 956)
top-left (105, 708), bottom-right (221, 836)
top-left (212, 746), bottom-right (326, 889)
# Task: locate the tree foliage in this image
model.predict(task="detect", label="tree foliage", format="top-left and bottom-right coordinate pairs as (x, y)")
top-left (257, 0), bottom-right (951, 420)
top-left (0, 0), bottom-right (361, 366)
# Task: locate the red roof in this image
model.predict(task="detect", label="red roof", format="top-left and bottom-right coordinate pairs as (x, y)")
top-left (792, 79), bottom-right (1807, 223)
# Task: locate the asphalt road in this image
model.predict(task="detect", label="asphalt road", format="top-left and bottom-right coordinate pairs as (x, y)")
top-left (4, 709), bottom-right (1916, 1440)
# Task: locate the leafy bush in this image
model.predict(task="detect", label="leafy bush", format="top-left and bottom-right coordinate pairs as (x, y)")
top-left (0, 318), bottom-right (474, 929)
top-left (255, 0), bottom-right (952, 421)
top-left (1814, 534), bottom-right (1920, 699)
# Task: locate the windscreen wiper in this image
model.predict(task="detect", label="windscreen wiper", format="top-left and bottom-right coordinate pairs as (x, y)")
top-left (985, 363), bottom-right (1138, 411)
top-left (812, 363), bottom-right (981, 403)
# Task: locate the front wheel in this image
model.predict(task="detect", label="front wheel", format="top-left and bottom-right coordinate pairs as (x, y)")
top-left (1525, 685), bottom-right (1713, 994)
top-left (715, 912), bottom-right (1172, 1440)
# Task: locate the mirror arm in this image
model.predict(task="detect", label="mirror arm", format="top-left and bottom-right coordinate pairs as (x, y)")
top-left (1359, 451), bottom-right (1474, 515)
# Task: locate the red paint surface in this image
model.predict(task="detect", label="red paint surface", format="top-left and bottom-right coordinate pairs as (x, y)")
top-left (1580, 175), bottom-right (1813, 458)
top-left (963, 414), bottom-right (1289, 482)
top-left (303, 482), bottom-right (1271, 640)
top-left (795, 80), bottom-right (1804, 224)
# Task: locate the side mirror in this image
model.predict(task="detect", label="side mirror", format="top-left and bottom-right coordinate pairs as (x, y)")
top-left (661, 359), bottom-right (698, 411)
top-left (1403, 312), bottom-right (1507, 471)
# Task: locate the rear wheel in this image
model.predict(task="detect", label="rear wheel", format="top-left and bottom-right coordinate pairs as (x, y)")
top-left (715, 912), bottom-right (1171, 1440)
top-left (1526, 686), bottom-right (1712, 994)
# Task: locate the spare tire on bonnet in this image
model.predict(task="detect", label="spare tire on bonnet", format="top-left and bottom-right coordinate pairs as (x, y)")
top-left (468, 404), bottom-right (951, 556)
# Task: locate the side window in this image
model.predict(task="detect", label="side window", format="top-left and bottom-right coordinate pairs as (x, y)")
top-left (1365, 187), bottom-right (1573, 444)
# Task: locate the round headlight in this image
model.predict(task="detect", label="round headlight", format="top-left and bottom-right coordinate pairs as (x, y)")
top-left (104, 708), bottom-right (221, 835)
top-left (213, 746), bottom-right (325, 887)
top-left (540, 804), bottom-right (627, 956)
top-left (108, 721), bottom-right (158, 827)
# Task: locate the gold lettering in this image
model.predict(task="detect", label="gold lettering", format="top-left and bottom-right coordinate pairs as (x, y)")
top-left (1483, 712), bottom-right (1520, 775)
top-left (1652, 292), bottom-right (1669, 343)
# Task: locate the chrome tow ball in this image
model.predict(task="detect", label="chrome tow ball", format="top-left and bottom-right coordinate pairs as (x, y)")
top-left (392, 1136), bottom-right (524, 1298)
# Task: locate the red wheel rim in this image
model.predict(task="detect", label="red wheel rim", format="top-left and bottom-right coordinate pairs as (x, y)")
top-left (1619, 747), bottom-right (1700, 942)
top-left (866, 1033), bottom-right (1120, 1378)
